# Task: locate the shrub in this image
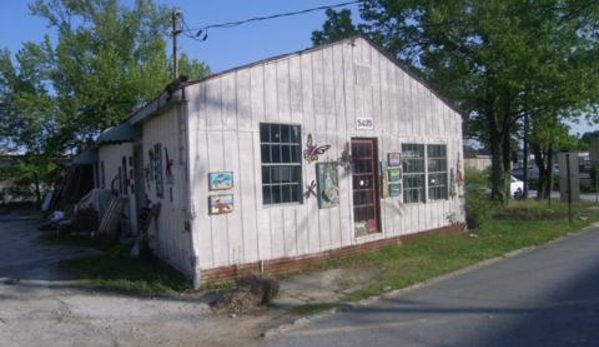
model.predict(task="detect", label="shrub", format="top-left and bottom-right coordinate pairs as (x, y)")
top-left (465, 167), bottom-right (491, 188)
top-left (465, 187), bottom-right (494, 229)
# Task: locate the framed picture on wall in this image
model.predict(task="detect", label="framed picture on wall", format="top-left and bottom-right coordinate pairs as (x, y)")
top-left (389, 182), bottom-right (402, 197)
top-left (388, 168), bottom-right (402, 182)
top-left (316, 162), bottom-right (339, 208)
top-left (209, 194), bottom-right (234, 215)
top-left (388, 152), bottom-right (401, 167)
top-left (209, 171), bottom-right (234, 191)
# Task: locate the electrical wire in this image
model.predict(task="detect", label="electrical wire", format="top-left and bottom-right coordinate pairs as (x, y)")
top-left (180, 0), bottom-right (363, 42)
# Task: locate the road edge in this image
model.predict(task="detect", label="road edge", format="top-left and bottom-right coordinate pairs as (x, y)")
top-left (261, 222), bottom-right (599, 339)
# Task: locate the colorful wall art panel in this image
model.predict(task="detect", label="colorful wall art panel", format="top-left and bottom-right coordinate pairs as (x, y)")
top-left (209, 194), bottom-right (234, 215)
top-left (316, 162), bottom-right (339, 208)
top-left (209, 171), bottom-right (234, 191)
top-left (153, 143), bottom-right (163, 198)
top-left (389, 182), bottom-right (402, 197)
top-left (388, 168), bottom-right (402, 182)
top-left (388, 152), bottom-right (401, 167)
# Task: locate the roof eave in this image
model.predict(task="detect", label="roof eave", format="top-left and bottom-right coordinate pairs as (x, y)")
top-left (130, 88), bottom-right (185, 126)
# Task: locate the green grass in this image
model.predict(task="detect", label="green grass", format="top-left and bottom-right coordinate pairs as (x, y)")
top-left (59, 200), bottom-right (599, 301)
top-left (293, 200), bottom-right (599, 312)
top-left (60, 245), bottom-right (191, 295)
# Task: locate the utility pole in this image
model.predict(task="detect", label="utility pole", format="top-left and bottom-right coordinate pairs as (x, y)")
top-left (172, 9), bottom-right (182, 79)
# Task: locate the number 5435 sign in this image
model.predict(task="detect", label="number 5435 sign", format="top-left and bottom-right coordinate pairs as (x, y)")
top-left (356, 117), bottom-right (374, 130)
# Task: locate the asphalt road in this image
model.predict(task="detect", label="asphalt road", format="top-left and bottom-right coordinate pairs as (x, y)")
top-left (262, 225), bottom-right (599, 347)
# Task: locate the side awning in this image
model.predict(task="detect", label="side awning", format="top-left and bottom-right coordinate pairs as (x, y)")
top-left (72, 147), bottom-right (98, 165)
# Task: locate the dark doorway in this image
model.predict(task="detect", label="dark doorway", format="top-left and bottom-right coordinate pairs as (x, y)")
top-left (351, 138), bottom-right (381, 236)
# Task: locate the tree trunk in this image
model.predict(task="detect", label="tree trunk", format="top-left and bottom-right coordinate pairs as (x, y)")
top-left (544, 145), bottom-right (554, 200)
top-left (532, 145), bottom-right (546, 199)
top-left (501, 95), bottom-right (514, 201)
top-left (522, 114), bottom-right (529, 199)
top-left (34, 174), bottom-right (42, 208)
top-left (486, 94), bottom-right (506, 201)
top-left (533, 144), bottom-right (554, 200)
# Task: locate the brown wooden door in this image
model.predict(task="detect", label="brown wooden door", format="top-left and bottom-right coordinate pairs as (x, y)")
top-left (351, 138), bottom-right (381, 236)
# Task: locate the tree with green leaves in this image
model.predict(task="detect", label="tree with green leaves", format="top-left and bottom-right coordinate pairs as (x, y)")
top-left (0, 0), bottom-right (210, 205)
top-left (313, 0), bottom-right (599, 202)
top-left (1, 0), bottom-right (210, 154)
top-left (312, 8), bottom-right (361, 46)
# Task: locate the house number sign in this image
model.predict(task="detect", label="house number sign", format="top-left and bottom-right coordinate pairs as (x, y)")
top-left (356, 117), bottom-right (374, 130)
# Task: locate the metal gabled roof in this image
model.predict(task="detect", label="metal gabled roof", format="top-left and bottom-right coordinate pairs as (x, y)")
top-left (96, 122), bottom-right (140, 145)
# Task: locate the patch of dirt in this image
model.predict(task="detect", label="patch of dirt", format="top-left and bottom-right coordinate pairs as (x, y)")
top-left (272, 267), bottom-right (379, 308)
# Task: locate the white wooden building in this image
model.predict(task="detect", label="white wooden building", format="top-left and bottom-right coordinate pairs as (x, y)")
top-left (99, 36), bottom-right (465, 286)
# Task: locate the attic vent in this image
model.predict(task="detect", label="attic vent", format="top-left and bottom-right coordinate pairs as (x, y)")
top-left (355, 64), bottom-right (371, 86)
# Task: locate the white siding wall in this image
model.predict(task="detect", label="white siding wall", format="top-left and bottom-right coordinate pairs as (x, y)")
top-left (97, 143), bottom-right (137, 234)
top-left (141, 104), bottom-right (195, 277)
top-left (187, 37), bottom-right (465, 271)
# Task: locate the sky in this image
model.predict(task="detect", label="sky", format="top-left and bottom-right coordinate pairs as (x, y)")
top-left (0, 1), bottom-right (595, 135)
top-left (0, 0), bottom-right (360, 73)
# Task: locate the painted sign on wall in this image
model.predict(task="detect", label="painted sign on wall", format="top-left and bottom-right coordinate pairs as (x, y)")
top-left (209, 171), bottom-right (234, 191)
top-left (356, 117), bottom-right (374, 130)
top-left (209, 194), bottom-right (234, 215)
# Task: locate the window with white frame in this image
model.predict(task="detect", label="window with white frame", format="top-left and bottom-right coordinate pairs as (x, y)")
top-left (427, 144), bottom-right (448, 200)
top-left (402, 144), bottom-right (425, 203)
top-left (260, 123), bottom-right (302, 205)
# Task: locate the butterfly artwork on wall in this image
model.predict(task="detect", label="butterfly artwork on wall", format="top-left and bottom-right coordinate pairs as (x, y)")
top-left (339, 142), bottom-right (352, 170)
top-left (303, 134), bottom-right (331, 164)
top-left (164, 147), bottom-right (174, 185)
top-left (303, 180), bottom-right (317, 199)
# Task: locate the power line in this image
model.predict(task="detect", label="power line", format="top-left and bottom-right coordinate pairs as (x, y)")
top-left (181, 0), bottom-right (363, 42)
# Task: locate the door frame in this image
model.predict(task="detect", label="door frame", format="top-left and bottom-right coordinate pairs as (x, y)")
top-left (350, 137), bottom-right (382, 235)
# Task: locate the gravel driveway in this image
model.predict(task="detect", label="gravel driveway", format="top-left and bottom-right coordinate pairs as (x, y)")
top-left (0, 212), bottom-right (279, 347)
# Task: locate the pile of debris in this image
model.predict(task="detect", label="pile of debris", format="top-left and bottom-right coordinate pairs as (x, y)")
top-left (40, 188), bottom-right (127, 242)
top-left (214, 273), bottom-right (280, 313)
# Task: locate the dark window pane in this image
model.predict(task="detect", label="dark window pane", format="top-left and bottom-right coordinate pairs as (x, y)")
top-left (272, 145), bottom-right (281, 163)
top-left (270, 124), bottom-right (281, 143)
top-left (261, 144), bottom-right (270, 163)
top-left (262, 167), bottom-right (271, 184)
top-left (290, 184), bottom-right (300, 202)
top-left (281, 145), bottom-right (291, 163)
top-left (263, 186), bottom-right (272, 204)
top-left (292, 166), bottom-right (302, 182)
top-left (281, 125), bottom-right (290, 143)
top-left (290, 126), bottom-right (300, 143)
top-left (281, 185), bottom-right (292, 203)
top-left (291, 145), bottom-right (299, 162)
top-left (272, 185), bottom-right (282, 203)
top-left (271, 167), bottom-right (281, 183)
top-left (260, 124), bottom-right (270, 142)
top-left (280, 166), bottom-right (290, 183)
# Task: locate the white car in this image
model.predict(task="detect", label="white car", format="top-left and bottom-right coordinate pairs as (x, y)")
top-left (510, 175), bottom-right (524, 199)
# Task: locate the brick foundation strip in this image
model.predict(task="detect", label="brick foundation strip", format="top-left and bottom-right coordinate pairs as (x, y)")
top-left (201, 222), bottom-right (466, 283)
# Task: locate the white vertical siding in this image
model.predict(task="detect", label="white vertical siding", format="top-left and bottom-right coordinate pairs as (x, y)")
top-left (141, 104), bottom-right (194, 277)
top-left (97, 143), bottom-right (136, 234)
top-left (185, 37), bottom-right (465, 271)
